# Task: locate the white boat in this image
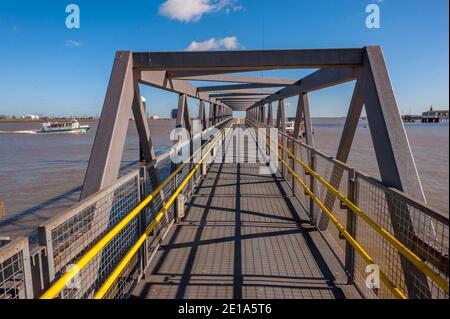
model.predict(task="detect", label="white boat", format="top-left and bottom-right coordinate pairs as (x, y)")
top-left (38, 119), bottom-right (90, 133)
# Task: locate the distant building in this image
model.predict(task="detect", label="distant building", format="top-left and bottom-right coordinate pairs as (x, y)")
top-left (21, 115), bottom-right (40, 120)
top-left (421, 106), bottom-right (449, 123)
top-left (171, 109), bottom-right (178, 119)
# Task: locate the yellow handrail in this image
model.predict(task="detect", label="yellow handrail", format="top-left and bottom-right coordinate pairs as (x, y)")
top-left (261, 133), bottom-right (407, 298)
top-left (93, 125), bottom-right (232, 299)
top-left (40, 120), bottom-right (232, 299)
top-left (277, 139), bottom-right (449, 294)
top-left (251, 116), bottom-right (449, 295)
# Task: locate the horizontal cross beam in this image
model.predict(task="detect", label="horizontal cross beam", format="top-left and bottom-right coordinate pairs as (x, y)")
top-left (138, 71), bottom-right (229, 109)
top-left (209, 90), bottom-right (275, 96)
top-left (217, 96), bottom-right (267, 100)
top-left (249, 67), bottom-right (360, 108)
top-left (198, 83), bottom-right (286, 92)
top-left (172, 74), bottom-right (297, 85)
top-left (132, 48), bottom-right (364, 70)
top-left (166, 69), bottom-right (274, 78)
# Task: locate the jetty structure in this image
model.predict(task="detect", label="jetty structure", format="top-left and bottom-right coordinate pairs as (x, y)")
top-left (0, 47), bottom-right (448, 300)
top-left (421, 106), bottom-right (449, 123)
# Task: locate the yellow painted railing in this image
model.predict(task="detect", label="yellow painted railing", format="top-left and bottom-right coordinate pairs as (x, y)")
top-left (40, 120), bottom-right (232, 299)
top-left (277, 140), bottom-right (449, 295)
top-left (247, 117), bottom-right (449, 298)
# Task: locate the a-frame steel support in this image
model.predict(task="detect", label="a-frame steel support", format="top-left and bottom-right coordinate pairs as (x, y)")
top-left (80, 47), bottom-right (430, 299)
top-left (81, 52), bottom-right (135, 199)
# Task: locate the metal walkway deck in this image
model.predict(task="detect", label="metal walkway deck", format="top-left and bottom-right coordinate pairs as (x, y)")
top-left (131, 126), bottom-right (360, 299)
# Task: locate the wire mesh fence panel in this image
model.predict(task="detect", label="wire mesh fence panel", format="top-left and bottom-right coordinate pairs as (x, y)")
top-left (38, 170), bottom-right (140, 298)
top-left (354, 173), bottom-right (449, 299)
top-left (0, 238), bottom-right (32, 299)
top-left (99, 122), bottom-right (231, 299)
top-left (40, 171), bottom-right (140, 277)
top-left (60, 216), bottom-right (140, 299)
top-left (311, 151), bottom-right (350, 264)
top-left (248, 117), bottom-right (449, 300)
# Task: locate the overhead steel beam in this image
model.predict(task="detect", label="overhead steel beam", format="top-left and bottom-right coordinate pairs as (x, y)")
top-left (249, 68), bottom-right (359, 109)
top-left (166, 69), bottom-right (270, 78)
top-left (138, 70), bottom-right (229, 111)
top-left (210, 92), bottom-right (274, 97)
top-left (198, 83), bottom-right (285, 92)
top-left (210, 89), bottom-right (275, 95)
top-left (132, 48), bottom-right (364, 70)
top-left (224, 103), bottom-right (255, 107)
top-left (217, 96), bottom-right (266, 100)
top-left (222, 105), bottom-right (259, 109)
top-left (228, 107), bottom-right (254, 111)
top-left (223, 101), bottom-right (256, 104)
top-left (218, 100), bottom-right (261, 104)
top-left (172, 74), bottom-right (297, 85)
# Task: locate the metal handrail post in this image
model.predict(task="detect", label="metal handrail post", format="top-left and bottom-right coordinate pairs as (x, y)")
top-left (344, 168), bottom-right (357, 283)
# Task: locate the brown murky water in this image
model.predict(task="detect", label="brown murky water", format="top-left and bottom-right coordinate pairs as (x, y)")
top-left (0, 119), bottom-right (448, 241)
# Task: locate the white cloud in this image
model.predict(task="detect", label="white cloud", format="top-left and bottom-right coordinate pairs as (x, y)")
top-left (65, 40), bottom-right (83, 47)
top-left (159, 0), bottom-right (242, 22)
top-left (185, 36), bottom-right (240, 51)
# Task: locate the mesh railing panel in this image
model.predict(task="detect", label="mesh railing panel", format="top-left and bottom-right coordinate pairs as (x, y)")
top-left (354, 173), bottom-right (449, 299)
top-left (247, 118), bottom-right (449, 299)
top-left (46, 172), bottom-right (140, 276)
top-left (0, 238), bottom-right (31, 299)
top-left (38, 171), bottom-right (140, 299)
top-left (310, 149), bottom-right (350, 264)
top-left (99, 120), bottom-right (231, 298)
top-left (60, 216), bottom-right (140, 298)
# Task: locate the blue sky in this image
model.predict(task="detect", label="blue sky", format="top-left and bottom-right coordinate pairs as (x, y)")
top-left (0, 0), bottom-right (448, 118)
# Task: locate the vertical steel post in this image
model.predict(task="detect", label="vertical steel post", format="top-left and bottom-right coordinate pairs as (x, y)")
top-left (279, 100), bottom-right (286, 178)
top-left (138, 164), bottom-right (148, 275)
top-left (267, 102), bottom-right (273, 127)
top-left (344, 169), bottom-right (357, 283)
top-left (199, 100), bottom-right (206, 130)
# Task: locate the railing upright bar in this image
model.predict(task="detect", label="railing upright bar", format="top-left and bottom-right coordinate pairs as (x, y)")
top-left (344, 168), bottom-right (357, 283)
top-left (138, 164), bottom-right (148, 277)
top-left (309, 150), bottom-right (316, 221)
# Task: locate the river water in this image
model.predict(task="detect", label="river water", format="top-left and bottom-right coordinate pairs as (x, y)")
top-left (0, 119), bottom-right (448, 240)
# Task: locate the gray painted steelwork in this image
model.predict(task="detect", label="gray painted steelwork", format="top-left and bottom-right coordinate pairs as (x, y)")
top-left (78, 46), bottom-right (430, 299)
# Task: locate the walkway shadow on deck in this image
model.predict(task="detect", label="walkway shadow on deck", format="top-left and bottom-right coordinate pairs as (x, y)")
top-left (132, 159), bottom-right (346, 299)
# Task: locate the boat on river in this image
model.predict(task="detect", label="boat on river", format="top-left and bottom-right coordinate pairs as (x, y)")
top-left (38, 119), bottom-right (90, 133)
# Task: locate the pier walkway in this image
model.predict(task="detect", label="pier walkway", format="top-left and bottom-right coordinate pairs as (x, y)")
top-left (1, 48), bottom-right (448, 300)
top-left (131, 125), bottom-right (359, 299)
